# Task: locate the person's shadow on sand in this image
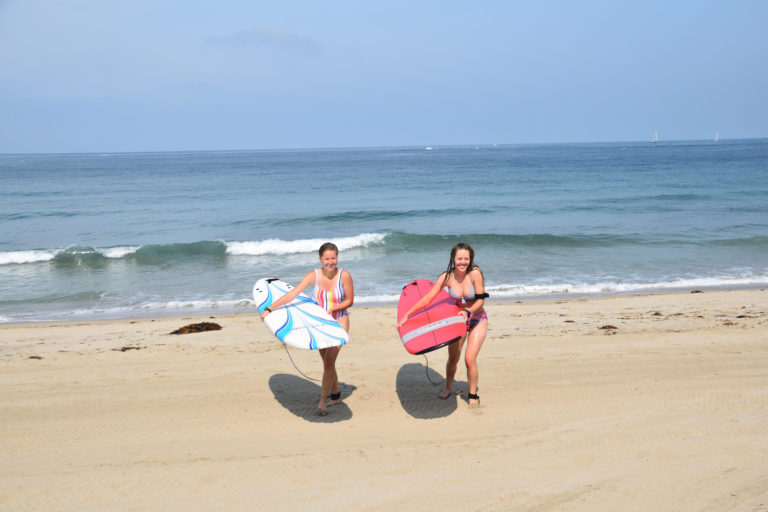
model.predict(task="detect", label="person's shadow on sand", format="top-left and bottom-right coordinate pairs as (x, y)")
top-left (268, 373), bottom-right (356, 423)
top-left (396, 362), bottom-right (467, 419)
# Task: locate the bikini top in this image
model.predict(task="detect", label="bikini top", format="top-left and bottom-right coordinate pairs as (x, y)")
top-left (446, 280), bottom-right (476, 301)
top-left (445, 274), bottom-right (489, 303)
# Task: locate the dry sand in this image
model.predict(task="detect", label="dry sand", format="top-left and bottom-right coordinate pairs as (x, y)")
top-left (1, 289), bottom-right (767, 511)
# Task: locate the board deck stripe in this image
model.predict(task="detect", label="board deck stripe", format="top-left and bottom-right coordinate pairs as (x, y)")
top-left (400, 316), bottom-right (466, 344)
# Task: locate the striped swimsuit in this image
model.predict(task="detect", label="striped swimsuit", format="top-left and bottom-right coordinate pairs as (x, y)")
top-left (313, 268), bottom-right (348, 320)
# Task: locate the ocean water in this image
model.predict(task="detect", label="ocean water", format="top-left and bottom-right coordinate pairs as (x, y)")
top-left (1, 139), bottom-right (767, 322)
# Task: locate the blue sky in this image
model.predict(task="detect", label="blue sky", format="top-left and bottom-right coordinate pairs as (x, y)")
top-left (1, 1), bottom-right (766, 153)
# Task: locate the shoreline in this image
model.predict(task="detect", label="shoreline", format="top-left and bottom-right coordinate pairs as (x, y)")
top-left (2, 288), bottom-right (767, 510)
top-left (2, 289), bottom-right (766, 358)
top-left (3, 282), bottom-right (766, 326)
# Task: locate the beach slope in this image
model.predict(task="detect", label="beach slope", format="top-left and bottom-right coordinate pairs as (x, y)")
top-left (2, 289), bottom-right (767, 511)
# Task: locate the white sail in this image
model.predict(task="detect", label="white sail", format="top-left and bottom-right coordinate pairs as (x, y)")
top-left (651, 130), bottom-right (658, 143)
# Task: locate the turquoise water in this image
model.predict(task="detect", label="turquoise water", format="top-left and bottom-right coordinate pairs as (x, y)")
top-left (1, 139), bottom-right (767, 322)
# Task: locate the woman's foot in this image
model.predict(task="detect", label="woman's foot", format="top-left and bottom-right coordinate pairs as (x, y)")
top-left (467, 392), bottom-right (480, 408)
top-left (327, 391), bottom-right (342, 406)
top-left (317, 405), bottom-right (328, 416)
top-left (439, 388), bottom-right (453, 399)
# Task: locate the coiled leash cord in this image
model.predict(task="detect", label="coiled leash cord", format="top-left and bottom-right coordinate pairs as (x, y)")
top-left (283, 343), bottom-right (320, 382)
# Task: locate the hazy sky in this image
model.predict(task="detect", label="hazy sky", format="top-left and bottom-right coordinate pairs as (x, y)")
top-left (1, 1), bottom-right (766, 153)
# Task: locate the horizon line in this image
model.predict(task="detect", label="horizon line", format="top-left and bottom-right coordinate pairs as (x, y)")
top-left (2, 136), bottom-right (765, 157)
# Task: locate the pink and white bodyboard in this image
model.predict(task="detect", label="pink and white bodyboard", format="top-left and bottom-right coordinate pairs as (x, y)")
top-left (397, 279), bottom-right (467, 355)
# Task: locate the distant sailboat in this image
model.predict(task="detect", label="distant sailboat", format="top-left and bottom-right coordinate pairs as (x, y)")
top-left (714, 131), bottom-right (719, 143)
top-left (651, 130), bottom-right (659, 143)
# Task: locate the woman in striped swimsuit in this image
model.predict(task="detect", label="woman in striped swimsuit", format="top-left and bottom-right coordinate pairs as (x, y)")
top-left (260, 242), bottom-right (354, 416)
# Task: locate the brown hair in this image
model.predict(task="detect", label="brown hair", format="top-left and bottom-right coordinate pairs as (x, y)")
top-left (443, 242), bottom-right (483, 283)
top-left (318, 242), bottom-right (338, 258)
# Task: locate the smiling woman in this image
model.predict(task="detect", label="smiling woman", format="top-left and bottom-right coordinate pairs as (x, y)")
top-left (258, 242), bottom-right (354, 415)
top-left (398, 242), bottom-right (488, 407)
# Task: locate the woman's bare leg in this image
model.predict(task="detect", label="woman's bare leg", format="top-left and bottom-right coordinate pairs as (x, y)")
top-left (441, 336), bottom-right (465, 398)
top-left (464, 320), bottom-right (487, 405)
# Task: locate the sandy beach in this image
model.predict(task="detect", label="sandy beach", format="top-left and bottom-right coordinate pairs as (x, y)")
top-left (1, 289), bottom-right (767, 511)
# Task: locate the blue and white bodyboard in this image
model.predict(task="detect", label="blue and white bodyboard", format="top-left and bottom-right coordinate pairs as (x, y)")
top-left (253, 278), bottom-right (349, 350)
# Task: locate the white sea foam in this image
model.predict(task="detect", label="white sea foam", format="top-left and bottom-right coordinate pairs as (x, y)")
top-left (3, 272), bottom-right (765, 323)
top-left (0, 250), bottom-right (57, 265)
top-left (101, 246), bottom-right (140, 258)
top-left (354, 275), bottom-right (768, 305)
top-left (226, 233), bottom-right (387, 256)
top-left (0, 298), bottom-right (257, 323)
top-left (137, 298), bottom-right (255, 311)
top-left (488, 275), bottom-right (768, 298)
top-left (0, 246), bottom-right (141, 265)
top-left (355, 293), bottom-right (401, 304)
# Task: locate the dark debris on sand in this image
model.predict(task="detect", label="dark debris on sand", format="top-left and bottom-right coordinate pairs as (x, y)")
top-left (170, 322), bottom-right (222, 335)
